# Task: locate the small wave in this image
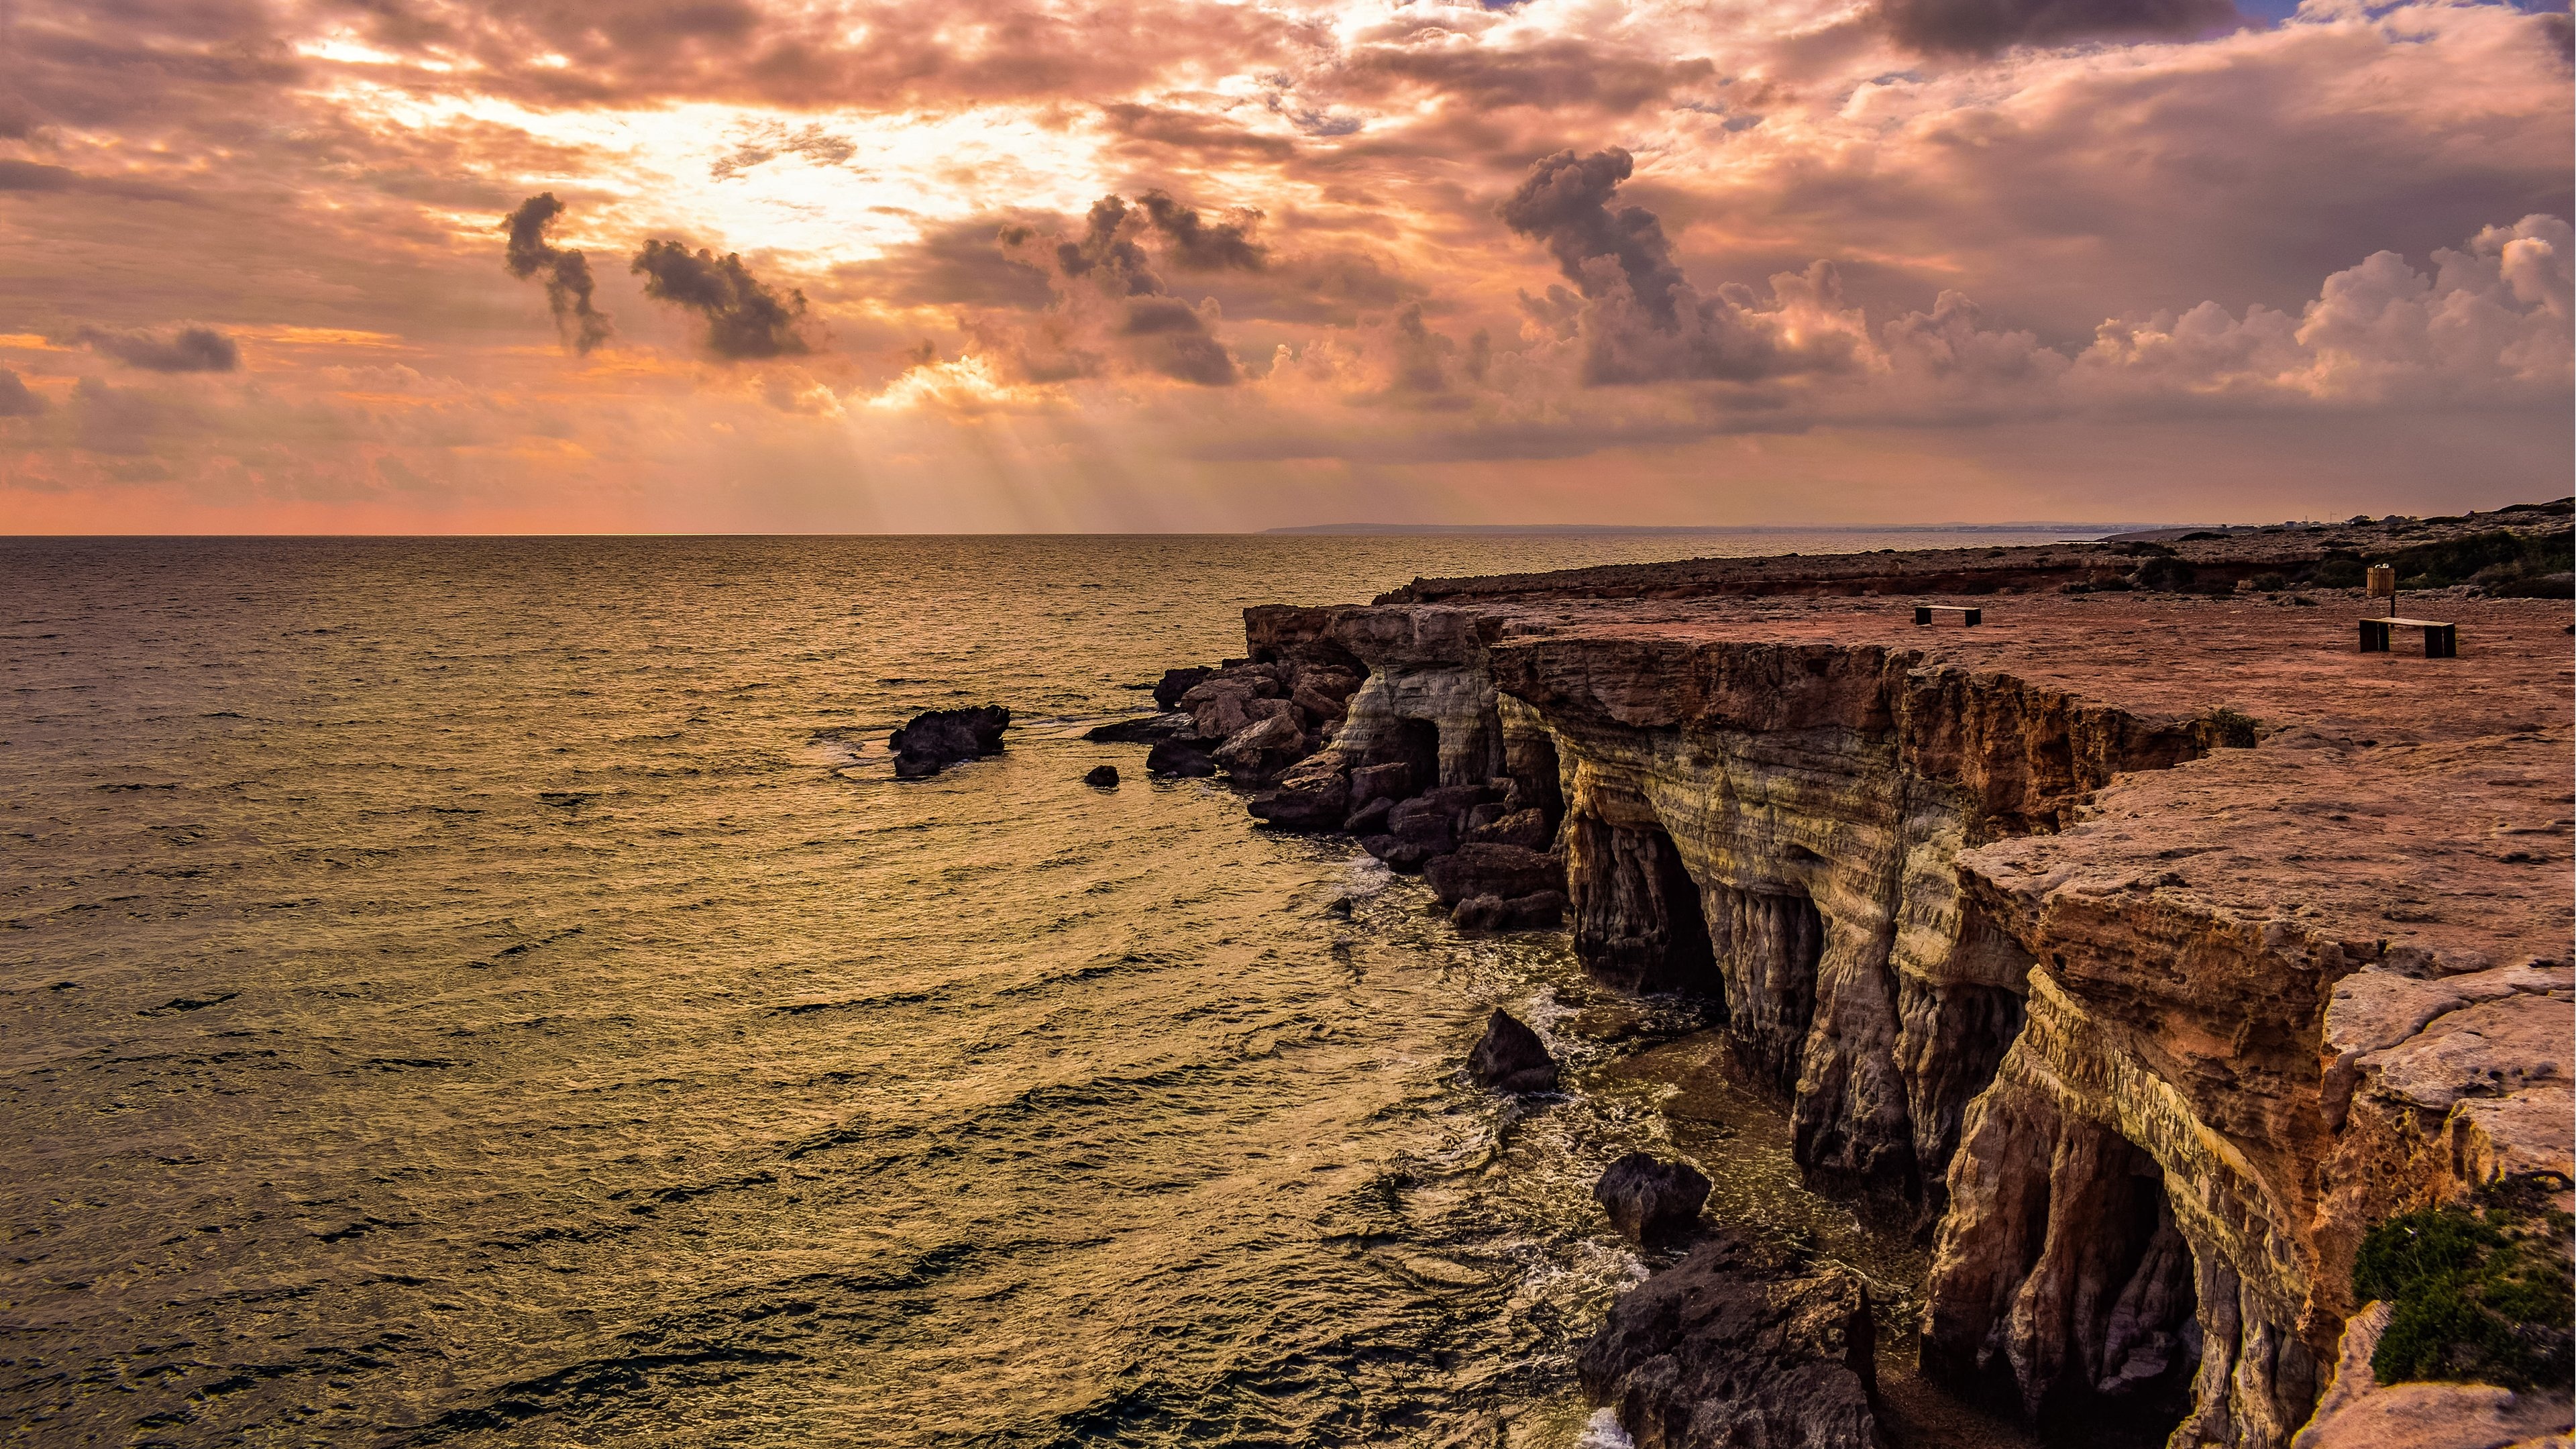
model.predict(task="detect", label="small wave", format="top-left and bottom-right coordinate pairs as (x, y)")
top-left (1575, 1407), bottom-right (1638, 1448)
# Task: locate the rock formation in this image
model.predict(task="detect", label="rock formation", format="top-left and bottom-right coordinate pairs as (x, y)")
top-left (1114, 504), bottom-right (2573, 1449)
top-left (1576, 1230), bottom-right (1881, 1449)
top-left (1466, 1008), bottom-right (1559, 1093)
top-left (1083, 765), bottom-right (1118, 788)
top-left (889, 704), bottom-right (1008, 777)
top-left (1595, 1152), bottom-right (1713, 1242)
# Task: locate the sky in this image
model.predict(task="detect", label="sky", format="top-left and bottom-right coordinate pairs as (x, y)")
top-left (0, 0), bottom-right (2569, 532)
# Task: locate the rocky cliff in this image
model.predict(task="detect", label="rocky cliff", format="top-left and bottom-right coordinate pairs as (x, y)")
top-left (1117, 508), bottom-right (2573, 1449)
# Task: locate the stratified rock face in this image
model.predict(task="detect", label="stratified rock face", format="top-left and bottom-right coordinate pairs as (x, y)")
top-left (1235, 572), bottom-right (2571, 1449)
top-left (1576, 1230), bottom-right (1880, 1449)
top-left (889, 705), bottom-right (1010, 777)
top-left (1497, 635), bottom-right (2210, 1214)
top-left (1594, 1152), bottom-right (1713, 1242)
top-left (1466, 1009), bottom-right (1558, 1093)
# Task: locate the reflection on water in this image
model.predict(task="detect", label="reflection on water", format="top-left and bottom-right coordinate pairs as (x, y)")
top-left (1, 533), bottom-right (2088, 1446)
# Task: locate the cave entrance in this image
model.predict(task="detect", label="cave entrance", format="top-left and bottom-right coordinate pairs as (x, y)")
top-left (1710, 886), bottom-right (1823, 1097)
top-left (1570, 817), bottom-right (1717, 996)
top-left (2039, 1146), bottom-right (2201, 1446)
top-left (1359, 716), bottom-right (1440, 795)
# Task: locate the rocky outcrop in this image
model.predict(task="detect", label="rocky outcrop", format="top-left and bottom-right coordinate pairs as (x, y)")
top-left (1083, 765), bottom-right (1118, 788)
top-left (1142, 515), bottom-right (2571, 1449)
top-left (1467, 1009), bottom-right (1559, 1093)
top-left (890, 705), bottom-right (1009, 777)
top-left (1576, 1230), bottom-right (1881, 1449)
top-left (1595, 1152), bottom-right (1713, 1242)
top-left (2290, 1303), bottom-right (2573, 1449)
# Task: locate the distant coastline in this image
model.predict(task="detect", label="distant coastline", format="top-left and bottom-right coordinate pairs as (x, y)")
top-left (1260, 521), bottom-right (2204, 537)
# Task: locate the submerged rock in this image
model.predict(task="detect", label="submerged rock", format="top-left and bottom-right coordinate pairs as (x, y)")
top-left (1453, 890), bottom-right (1566, 932)
top-left (1144, 739), bottom-right (1216, 777)
top-left (1578, 1230), bottom-right (1879, 1449)
top-left (1360, 832), bottom-right (1442, 873)
top-left (1084, 765), bottom-right (1120, 788)
top-left (890, 705), bottom-right (1009, 778)
top-left (1466, 1008), bottom-right (1558, 1093)
top-left (1593, 1152), bottom-right (1712, 1242)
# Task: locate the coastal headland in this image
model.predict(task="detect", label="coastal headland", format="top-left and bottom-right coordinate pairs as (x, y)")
top-left (1113, 500), bottom-right (2574, 1449)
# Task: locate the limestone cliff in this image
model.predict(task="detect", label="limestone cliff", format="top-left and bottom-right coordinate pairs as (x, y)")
top-left (1182, 519), bottom-right (2573, 1449)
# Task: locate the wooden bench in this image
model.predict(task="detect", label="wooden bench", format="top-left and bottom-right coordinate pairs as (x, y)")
top-left (1915, 605), bottom-right (1982, 627)
top-left (2359, 616), bottom-right (2457, 657)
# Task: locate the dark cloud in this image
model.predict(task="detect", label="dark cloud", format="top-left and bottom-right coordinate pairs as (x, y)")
top-left (1136, 191), bottom-right (1267, 271)
top-left (830, 216), bottom-right (1058, 309)
top-left (989, 196), bottom-right (1237, 385)
top-left (1500, 148), bottom-right (1861, 386)
top-left (1877, 0), bottom-right (2239, 56)
top-left (1338, 38), bottom-right (1714, 115)
top-left (0, 367), bottom-right (45, 417)
top-left (0, 160), bottom-right (77, 193)
top-left (503, 193), bottom-right (614, 354)
top-left (1099, 103), bottom-right (1295, 161)
top-left (74, 325), bottom-right (239, 372)
top-left (630, 239), bottom-right (814, 358)
top-left (0, 158), bottom-right (194, 201)
top-left (1499, 148), bottom-right (1687, 324)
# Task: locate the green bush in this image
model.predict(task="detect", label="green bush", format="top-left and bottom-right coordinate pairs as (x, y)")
top-left (2248, 573), bottom-right (2288, 592)
top-left (2374, 529), bottom-right (2571, 590)
top-left (2354, 1183), bottom-right (2575, 1391)
top-left (2306, 555), bottom-right (2365, 588)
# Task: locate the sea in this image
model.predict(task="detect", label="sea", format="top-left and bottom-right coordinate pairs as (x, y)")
top-left (1, 531), bottom-right (2096, 1448)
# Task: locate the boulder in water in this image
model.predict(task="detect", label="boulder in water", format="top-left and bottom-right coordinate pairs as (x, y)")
top-left (1593, 1152), bottom-right (1711, 1242)
top-left (1145, 739), bottom-right (1217, 777)
top-left (1248, 750), bottom-right (1350, 830)
top-left (1084, 712), bottom-right (1199, 744)
top-left (1084, 765), bottom-right (1120, 788)
top-left (890, 705), bottom-right (1008, 778)
top-left (1466, 1008), bottom-right (1558, 1093)
top-left (1342, 795), bottom-right (1394, 836)
top-left (1577, 1230), bottom-right (1879, 1449)
top-left (1454, 890), bottom-right (1566, 932)
top-left (1212, 712), bottom-right (1306, 782)
top-left (1425, 843), bottom-right (1563, 906)
top-left (1152, 666), bottom-right (1215, 710)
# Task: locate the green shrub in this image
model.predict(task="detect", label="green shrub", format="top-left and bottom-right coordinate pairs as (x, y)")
top-left (2354, 1183), bottom-right (2575, 1391)
top-left (2374, 528), bottom-right (2571, 590)
top-left (2307, 555), bottom-right (2365, 588)
top-left (2248, 573), bottom-right (2288, 592)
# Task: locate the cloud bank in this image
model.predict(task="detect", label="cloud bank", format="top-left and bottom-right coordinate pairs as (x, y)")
top-left (0, 0), bottom-right (2564, 529)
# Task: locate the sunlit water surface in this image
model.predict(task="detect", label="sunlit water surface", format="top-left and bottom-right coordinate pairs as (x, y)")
top-left (2, 532), bottom-right (2090, 1447)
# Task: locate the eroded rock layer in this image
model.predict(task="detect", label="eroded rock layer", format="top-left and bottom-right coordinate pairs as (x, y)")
top-left (1118, 513), bottom-right (2571, 1449)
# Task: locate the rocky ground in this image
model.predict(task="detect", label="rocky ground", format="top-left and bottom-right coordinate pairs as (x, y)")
top-left (1094, 503), bottom-right (2573, 1449)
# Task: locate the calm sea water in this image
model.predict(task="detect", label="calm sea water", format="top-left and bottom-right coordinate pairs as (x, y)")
top-left (1, 532), bottom-right (2091, 1448)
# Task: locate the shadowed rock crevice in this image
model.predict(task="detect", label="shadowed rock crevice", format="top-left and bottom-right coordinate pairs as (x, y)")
top-left (1569, 814), bottom-right (1717, 996)
top-left (1925, 1084), bottom-right (2206, 1443)
top-left (1708, 882), bottom-right (1824, 1096)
